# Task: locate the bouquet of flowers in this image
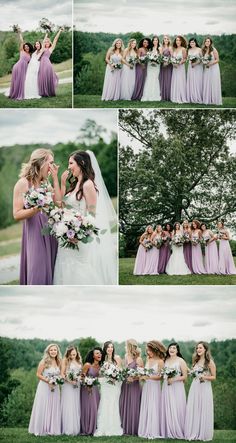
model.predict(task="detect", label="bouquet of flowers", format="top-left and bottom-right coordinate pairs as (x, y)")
top-left (143, 238), bottom-right (153, 251)
top-left (123, 366), bottom-right (154, 380)
top-left (67, 369), bottom-right (82, 388)
top-left (183, 231), bottom-right (191, 243)
top-left (135, 367), bottom-right (154, 377)
top-left (138, 54), bottom-right (148, 64)
top-left (171, 234), bottom-right (185, 247)
top-left (81, 376), bottom-right (100, 390)
top-left (110, 62), bottom-right (122, 72)
top-left (191, 236), bottom-right (200, 246)
top-left (201, 54), bottom-right (212, 67)
top-left (189, 367), bottom-right (205, 383)
top-left (188, 54), bottom-right (200, 64)
top-left (171, 56), bottom-right (182, 65)
top-left (153, 237), bottom-right (163, 249)
top-left (161, 55), bottom-right (171, 65)
top-left (47, 374), bottom-right (64, 392)
top-left (127, 55), bottom-right (138, 67)
top-left (161, 367), bottom-right (179, 382)
top-left (12, 24), bottom-right (21, 33)
top-left (100, 362), bottom-right (124, 384)
top-left (23, 182), bottom-right (54, 214)
top-left (217, 230), bottom-right (225, 240)
top-left (201, 235), bottom-right (211, 246)
top-left (39, 17), bottom-right (55, 33)
top-left (147, 52), bottom-right (162, 66)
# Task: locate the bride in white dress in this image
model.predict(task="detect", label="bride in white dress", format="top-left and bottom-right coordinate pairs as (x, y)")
top-left (166, 222), bottom-right (191, 275)
top-left (53, 150), bottom-right (117, 285)
top-left (95, 341), bottom-right (123, 437)
top-left (24, 41), bottom-right (42, 99)
top-left (141, 35), bottom-right (161, 101)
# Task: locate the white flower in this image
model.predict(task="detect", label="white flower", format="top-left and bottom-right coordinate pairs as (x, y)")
top-left (83, 214), bottom-right (95, 227)
top-left (63, 209), bottom-right (76, 222)
top-left (54, 222), bottom-right (68, 236)
top-left (30, 191), bottom-right (39, 199)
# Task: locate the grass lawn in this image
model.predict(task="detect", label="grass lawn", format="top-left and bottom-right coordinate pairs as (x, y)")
top-left (119, 257), bottom-right (236, 285)
top-left (74, 95), bottom-right (236, 108)
top-left (0, 429), bottom-right (235, 443)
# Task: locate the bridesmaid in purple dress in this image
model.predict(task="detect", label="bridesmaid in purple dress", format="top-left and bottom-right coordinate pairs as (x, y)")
top-left (131, 38), bottom-right (151, 100)
top-left (186, 38), bottom-right (203, 103)
top-left (120, 339), bottom-right (143, 435)
top-left (29, 344), bottom-right (62, 436)
top-left (143, 225), bottom-right (162, 274)
top-left (133, 226), bottom-right (153, 275)
top-left (217, 220), bottom-right (236, 274)
top-left (13, 149), bottom-right (60, 285)
top-left (201, 223), bottom-right (220, 274)
top-left (120, 39), bottom-right (138, 100)
top-left (38, 29), bottom-right (63, 97)
top-left (191, 220), bottom-right (206, 274)
top-left (138, 340), bottom-right (166, 439)
top-left (9, 29), bottom-right (33, 100)
top-left (161, 342), bottom-right (187, 439)
top-left (80, 347), bottom-right (102, 435)
top-left (202, 37), bottom-right (222, 105)
top-left (102, 38), bottom-right (130, 101)
top-left (185, 342), bottom-right (216, 441)
top-left (170, 36), bottom-right (187, 103)
top-left (182, 220), bottom-right (193, 272)
top-left (158, 223), bottom-right (172, 273)
top-left (159, 35), bottom-right (173, 101)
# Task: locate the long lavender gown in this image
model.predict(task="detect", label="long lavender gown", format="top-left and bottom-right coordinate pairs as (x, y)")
top-left (143, 242), bottom-right (160, 275)
top-left (218, 239), bottom-right (236, 275)
top-left (203, 233), bottom-right (219, 274)
top-left (131, 49), bottom-right (147, 100)
top-left (133, 237), bottom-right (150, 275)
top-left (158, 239), bottom-right (171, 273)
top-left (29, 366), bottom-right (61, 436)
top-left (38, 49), bottom-right (58, 97)
top-left (186, 52), bottom-right (203, 103)
top-left (61, 362), bottom-right (81, 435)
top-left (9, 51), bottom-right (30, 100)
top-left (80, 366), bottom-right (100, 435)
top-left (185, 366), bottom-right (214, 441)
top-left (119, 359), bottom-right (142, 436)
top-left (202, 51), bottom-right (222, 105)
top-left (192, 234), bottom-right (206, 274)
top-left (170, 49), bottom-right (187, 103)
top-left (160, 48), bottom-right (173, 101)
top-left (161, 359), bottom-right (186, 439)
top-left (120, 55), bottom-right (136, 100)
top-left (138, 362), bottom-right (162, 438)
top-left (101, 54), bottom-right (122, 101)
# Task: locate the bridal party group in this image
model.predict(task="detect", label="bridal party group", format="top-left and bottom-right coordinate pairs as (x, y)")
top-left (29, 340), bottom-right (216, 441)
top-left (101, 35), bottom-right (222, 105)
top-left (134, 220), bottom-right (236, 276)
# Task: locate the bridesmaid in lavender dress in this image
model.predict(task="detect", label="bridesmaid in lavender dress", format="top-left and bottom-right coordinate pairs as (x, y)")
top-left (158, 223), bottom-right (172, 273)
top-left (131, 38), bottom-right (151, 100)
top-left (143, 224), bottom-right (162, 274)
top-left (159, 35), bottom-right (173, 101)
top-left (183, 220), bottom-right (193, 273)
top-left (38, 29), bottom-right (63, 97)
top-left (120, 339), bottom-right (143, 436)
top-left (9, 29), bottom-right (33, 100)
top-left (102, 39), bottom-right (130, 101)
top-left (161, 342), bottom-right (187, 439)
top-left (185, 342), bottom-right (216, 441)
top-left (138, 340), bottom-right (166, 439)
top-left (61, 346), bottom-right (82, 435)
top-left (170, 36), bottom-right (187, 103)
top-left (80, 347), bottom-right (102, 435)
top-left (133, 226), bottom-right (153, 275)
top-left (13, 149), bottom-right (59, 285)
top-left (201, 223), bottom-right (220, 274)
top-left (29, 344), bottom-right (62, 436)
top-left (191, 220), bottom-right (206, 274)
top-left (186, 38), bottom-right (203, 103)
top-left (217, 220), bottom-right (236, 274)
top-left (120, 39), bottom-right (138, 100)
top-left (202, 37), bottom-right (222, 105)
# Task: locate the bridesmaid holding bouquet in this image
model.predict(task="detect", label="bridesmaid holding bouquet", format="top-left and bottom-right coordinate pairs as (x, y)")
top-left (170, 35), bottom-right (187, 103)
top-left (143, 224), bottom-right (162, 274)
top-left (102, 38), bottom-right (129, 101)
top-left (133, 226), bottom-right (153, 275)
top-left (202, 37), bottom-right (222, 105)
top-left (186, 38), bottom-right (203, 103)
top-left (159, 35), bottom-right (173, 101)
top-left (191, 220), bottom-right (206, 274)
top-left (217, 220), bottom-right (236, 274)
top-left (9, 28), bottom-right (33, 100)
top-left (158, 223), bottom-right (172, 273)
top-left (120, 39), bottom-right (138, 100)
top-left (201, 223), bottom-right (219, 274)
top-left (131, 38), bottom-right (151, 100)
top-left (182, 220), bottom-right (193, 273)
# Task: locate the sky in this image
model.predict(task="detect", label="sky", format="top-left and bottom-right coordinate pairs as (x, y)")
top-left (74, 0), bottom-right (236, 35)
top-left (0, 285), bottom-right (235, 342)
top-left (0, 109), bottom-right (117, 147)
top-left (0, 0), bottom-right (72, 31)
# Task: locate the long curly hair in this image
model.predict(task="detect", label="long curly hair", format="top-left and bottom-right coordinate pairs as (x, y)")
top-left (126, 339), bottom-right (141, 359)
top-left (192, 341), bottom-right (212, 368)
top-left (173, 35), bottom-right (187, 49)
top-left (109, 38), bottom-right (124, 54)
top-left (85, 347), bottom-right (103, 365)
top-left (19, 148), bottom-right (53, 185)
top-left (66, 151), bottom-right (97, 201)
top-left (42, 343), bottom-right (62, 368)
top-left (127, 38), bottom-right (138, 54)
top-left (147, 340), bottom-right (166, 360)
top-left (202, 37), bottom-right (214, 56)
top-left (63, 345), bottom-right (82, 368)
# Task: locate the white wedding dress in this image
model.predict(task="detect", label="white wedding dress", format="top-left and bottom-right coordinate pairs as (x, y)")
top-left (141, 48), bottom-right (161, 101)
top-left (94, 377), bottom-right (123, 436)
top-left (24, 52), bottom-right (41, 99)
top-left (166, 243), bottom-right (191, 275)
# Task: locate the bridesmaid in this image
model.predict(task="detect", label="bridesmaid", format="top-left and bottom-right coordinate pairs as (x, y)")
top-left (185, 342), bottom-right (216, 441)
top-left (202, 37), bottom-right (222, 105)
top-left (158, 223), bottom-right (172, 273)
top-left (143, 224), bottom-right (162, 274)
top-left (120, 339), bottom-right (144, 436)
top-left (170, 35), bottom-right (187, 103)
top-left (120, 39), bottom-right (138, 100)
top-left (80, 347), bottom-right (102, 436)
top-left (38, 28), bottom-right (63, 97)
top-left (131, 38), bottom-right (151, 100)
top-left (133, 225), bottom-right (153, 275)
top-left (61, 345), bottom-right (82, 435)
top-left (102, 38), bottom-right (129, 101)
top-left (217, 220), bottom-right (236, 274)
top-left (191, 220), bottom-right (206, 274)
top-left (13, 149), bottom-right (60, 285)
top-left (9, 28), bottom-right (33, 100)
top-left (201, 223), bottom-right (220, 274)
top-left (138, 340), bottom-right (166, 439)
top-left (161, 342), bottom-right (187, 439)
top-left (159, 35), bottom-right (173, 101)
top-left (29, 343), bottom-right (62, 436)
top-left (186, 38), bottom-right (203, 103)
top-left (183, 220), bottom-right (193, 273)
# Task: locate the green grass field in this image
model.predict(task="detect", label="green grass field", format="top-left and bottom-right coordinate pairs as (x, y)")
top-left (74, 95), bottom-right (236, 108)
top-left (119, 257), bottom-right (236, 285)
top-left (0, 429), bottom-right (235, 443)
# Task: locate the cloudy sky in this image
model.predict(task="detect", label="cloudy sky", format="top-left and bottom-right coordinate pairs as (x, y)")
top-left (0, 0), bottom-right (72, 31)
top-left (74, 0), bottom-right (236, 35)
top-left (0, 286), bottom-right (235, 342)
top-left (0, 109), bottom-right (117, 147)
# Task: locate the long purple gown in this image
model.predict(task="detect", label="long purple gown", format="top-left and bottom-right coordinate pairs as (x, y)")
top-left (20, 211), bottom-right (58, 285)
top-left (203, 233), bottom-right (219, 274)
top-left (170, 49), bottom-right (187, 103)
top-left (38, 49), bottom-right (58, 97)
top-left (191, 233), bottom-right (206, 274)
top-left (119, 359), bottom-right (142, 436)
top-left (160, 48), bottom-right (173, 101)
top-left (158, 240), bottom-right (171, 273)
top-left (101, 54), bottom-right (122, 100)
top-left (183, 242), bottom-right (193, 273)
top-left (202, 51), bottom-right (222, 105)
top-left (80, 366), bottom-right (100, 435)
top-left (186, 52), bottom-right (203, 103)
top-left (61, 362), bottom-right (81, 435)
top-left (218, 239), bottom-right (236, 275)
top-left (131, 49), bottom-right (147, 100)
top-left (9, 51), bottom-right (30, 100)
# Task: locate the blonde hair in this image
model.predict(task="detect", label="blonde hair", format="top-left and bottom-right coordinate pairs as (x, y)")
top-left (162, 35), bottom-right (172, 46)
top-left (64, 345), bottom-right (82, 369)
top-left (126, 339), bottom-right (141, 359)
top-left (127, 39), bottom-right (138, 54)
top-left (42, 343), bottom-right (62, 368)
top-left (20, 148), bottom-right (53, 184)
top-left (109, 38), bottom-right (124, 55)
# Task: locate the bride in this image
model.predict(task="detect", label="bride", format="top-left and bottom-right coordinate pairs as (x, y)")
top-left (53, 150), bottom-right (117, 285)
top-left (141, 35), bottom-right (161, 101)
top-left (24, 40), bottom-right (43, 99)
top-left (166, 222), bottom-right (191, 275)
